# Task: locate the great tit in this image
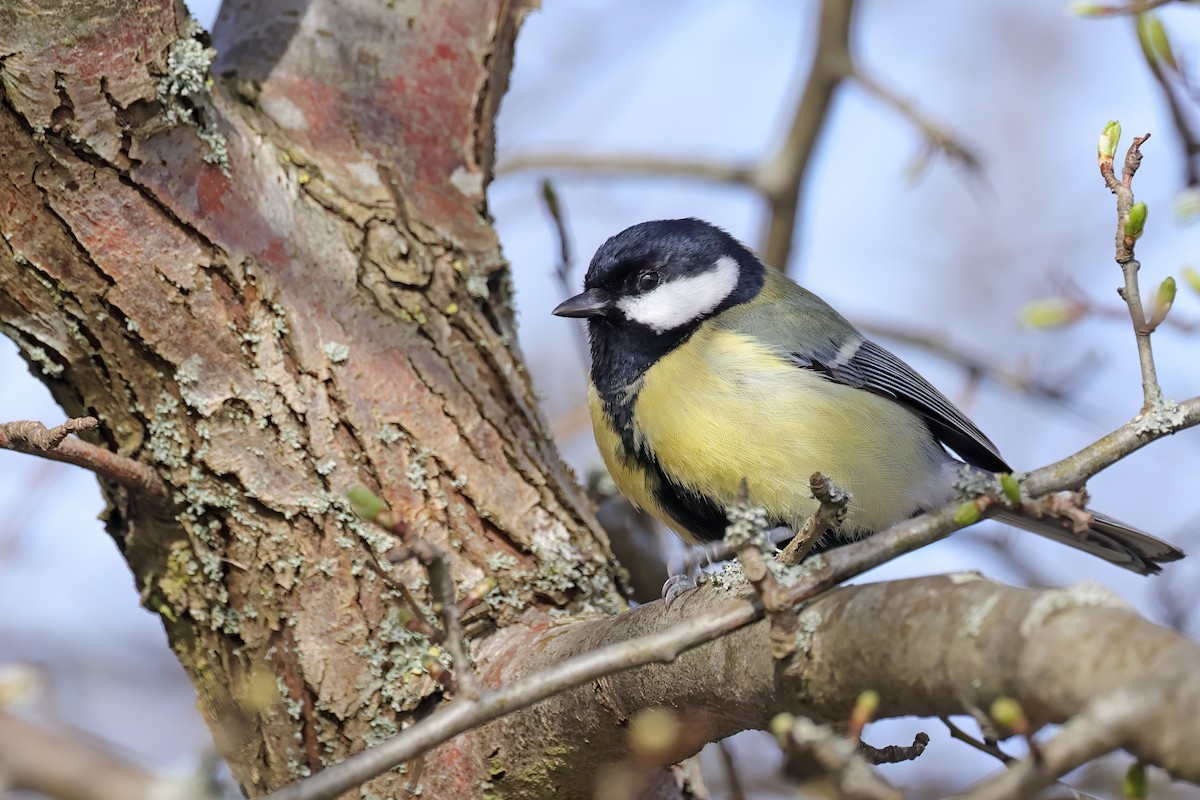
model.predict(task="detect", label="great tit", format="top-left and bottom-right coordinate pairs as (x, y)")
top-left (553, 218), bottom-right (1183, 574)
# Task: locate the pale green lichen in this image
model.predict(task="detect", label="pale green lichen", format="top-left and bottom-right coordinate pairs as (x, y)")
top-left (322, 341), bottom-right (351, 363)
top-left (377, 424), bottom-right (405, 444)
top-left (156, 21), bottom-right (229, 172)
top-left (23, 344), bottom-right (63, 377)
top-left (959, 593), bottom-right (1001, 639)
top-left (793, 606), bottom-right (824, 656)
top-left (406, 448), bottom-right (431, 491)
top-left (1020, 581), bottom-right (1129, 637)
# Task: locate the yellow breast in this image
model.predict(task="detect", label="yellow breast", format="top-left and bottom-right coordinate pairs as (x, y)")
top-left (589, 326), bottom-right (943, 542)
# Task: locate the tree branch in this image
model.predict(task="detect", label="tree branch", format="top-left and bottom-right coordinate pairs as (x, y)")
top-left (1099, 131), bottom-right (1168, 413)
top-left (0, 418), bottom-right (168, 499)
top-left (958, 687), bottom-right (1157, 800)
top-left (0, 711), bottom-right (216, 800)
top-left (263, 384), bottom-right (1200, 800)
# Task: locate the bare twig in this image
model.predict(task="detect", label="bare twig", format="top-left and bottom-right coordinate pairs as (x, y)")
top-left (501, 0), bottom-right (858, 271)
top-left (261, 593), bottom-right (764, 800)
top-left (858, 320), bottom-right (1093, 408)
top-left (957, 688), bottom-right (1157, 800)
top-left (1132, 13), bottom-right (1200, 187)
top-left (749, 0), bottom-right (855, 267)
top-left (503, 0), bottom-right (979, 275)
top-left (1098, 130), bottom-right (1170, 413)
top-left (498, 154), bottom-right (754, 186)
top-left (773, 714), bottom-right (902, 800)
top-left (713, 740), bottom-right (748, 800)
top-left (779, 472), bottom-right (849, 566)
top-left (0, 711), bottom-right (217, 800)
top-left (850, 69), bottom-right (982, 176)
top-left (942, 717), bottom-right (1014, 764)
top-left (859, 733), bottom-right (930, 765)
top-left (0, 417), bottom-right (169, 499)
top-left (389, 539), bottom-right (480, 699)
top-left (1073, 0), bottom-right (1177, 17)
top-left (540, 178), bottom-right (589, 364)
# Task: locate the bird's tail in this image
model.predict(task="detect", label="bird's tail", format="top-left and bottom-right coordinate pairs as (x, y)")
top-left (996, 510), bottom-right (1185, 575)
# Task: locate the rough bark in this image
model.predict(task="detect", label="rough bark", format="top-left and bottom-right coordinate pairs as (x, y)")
top-left (0, 1), bottom-right (622, 796)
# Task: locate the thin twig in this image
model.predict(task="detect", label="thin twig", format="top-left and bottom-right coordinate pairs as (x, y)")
top-left (714, 741), bottom-right (748, 800)
top-left (779, 472), bottom-right (849, 566)
top-left (497, 154), bottom-right (754, 186)
top-left (0, 710), bottom-right (218, 800)
top-left (426, 549), bottom-right (479, 699)
top-left (389, 538), bottom-right (479, 698)
top-left (850, 69), bottom-right (982, 175)
top-left (1100, 132), bottom-right (1167, 412)
top-left (1075, 0), bottom-right (1176, 15)
top-left (858, 733), bottom-right (930, 765)
top-left (942, 717), bottom-right (1014, 764)
top-left (750, 0), bottom-right (856, 268)
top-left (1133, 13), bottom-right (1200, 187)
top-left (261, 394), bottom-right (1200, 800)
top-left (541, 178), bottom-right (590, 366)
top-left (774, 715), bottom-right (903, 800)
top-left (957, 688), bottom-right (1157, 800)
top-left (0, 417), bottom-right (169, 499)
top-left (858, 320), bottom-right (1091, 407)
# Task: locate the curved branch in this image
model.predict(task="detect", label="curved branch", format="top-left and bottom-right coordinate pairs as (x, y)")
top-left (0, 417), bottom-right (169, 499)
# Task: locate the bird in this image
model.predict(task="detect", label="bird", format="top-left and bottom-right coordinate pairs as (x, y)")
top-left (552, 218), bottom-right (1183, 576)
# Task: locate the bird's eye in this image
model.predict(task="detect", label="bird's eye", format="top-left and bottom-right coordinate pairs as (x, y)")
top-left (636, 271), bottom-right (661, 292)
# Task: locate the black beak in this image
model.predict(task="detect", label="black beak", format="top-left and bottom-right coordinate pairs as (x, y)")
top-left (553, 289), bottom-right (611, 319)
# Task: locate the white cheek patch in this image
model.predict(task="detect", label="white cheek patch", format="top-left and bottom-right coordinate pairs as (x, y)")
top-left (617, 255), bottom-right (739, 333)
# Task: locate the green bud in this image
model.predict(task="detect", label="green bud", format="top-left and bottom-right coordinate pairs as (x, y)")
top-left (854, 690), bottom-right (880, 718)
top-left (770, 712), bottom-right (796, 740)
top-left (1000, 473), bottom-right (1021, 505)
top-left (1124, 761), bottom-right (1148, 800)
top-left (1125, 201), bottom-right (1148, 239)
top-left (1098, 120), bottom-right (1122, 161)
top-left (540, 178), bottom-right (561, 218)
top-left (1136, 13), bottom-right (1177, 71)
top-left (347, 486), bottom-right (389, 522)
top-left (1019, 298), bottom-right (1082, 330)
top-left (1069, 2), bottom-right (1107, 16)
top-left (1182, 265), bottom-right (1200, 296)
top-left (1155, 276), bottom-right (1176, 320)
top-left (953, 501), bottom-right (981, 526)
top-left (991, 696), bottom-right (1023, 730)
top-left (1176, 187), bottom-right (1200, 223)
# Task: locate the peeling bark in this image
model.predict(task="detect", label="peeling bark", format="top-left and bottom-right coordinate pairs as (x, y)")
top-left (0, 1), bottom-right (621, 795)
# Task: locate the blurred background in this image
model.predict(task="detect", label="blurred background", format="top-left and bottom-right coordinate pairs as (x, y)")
top-left (3, 1), bottom-right (1198, 797)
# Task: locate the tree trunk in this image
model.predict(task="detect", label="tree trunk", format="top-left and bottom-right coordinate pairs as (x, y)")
top-left (0, 1), bottom-right (621, 795)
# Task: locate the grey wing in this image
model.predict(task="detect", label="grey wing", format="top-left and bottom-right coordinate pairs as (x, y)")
top-left (794, 337), bottom-right (1010, 473)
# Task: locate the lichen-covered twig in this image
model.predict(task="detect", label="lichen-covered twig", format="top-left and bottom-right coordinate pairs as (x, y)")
top-left (726, 484), bottom-right (797, 659)
top-left (779, 472), bottom-right (849, 566)
top-left (0, 417), bottom-right (168, 500)
top-left (0, 710), bottom-right (218, 800)
top-left (391, 539), bottom-right (480, 700)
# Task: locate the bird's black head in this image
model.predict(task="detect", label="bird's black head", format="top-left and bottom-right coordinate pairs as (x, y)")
top-left (553, 218), bottom-right (766, 406)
